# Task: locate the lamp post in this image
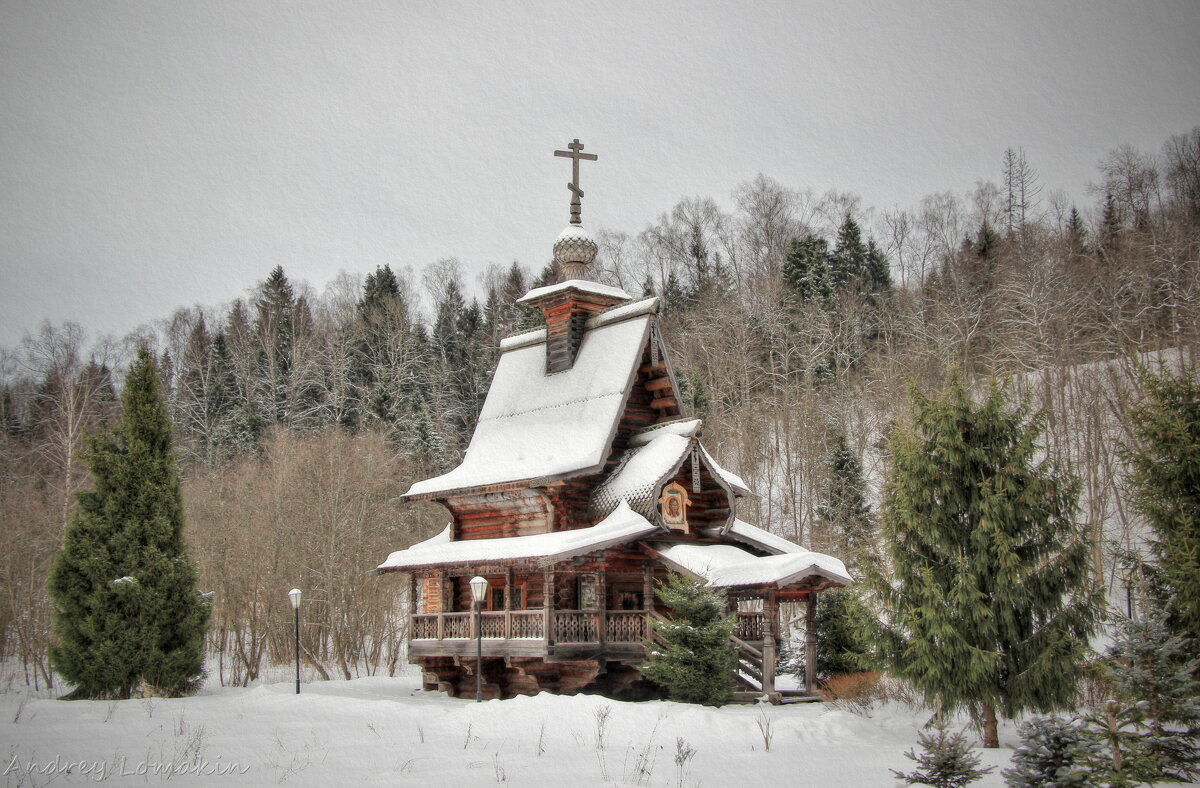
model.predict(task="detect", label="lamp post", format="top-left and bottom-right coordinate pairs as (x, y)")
top-left (288, 588), bottom-right (302, 694)
top-left (469, 576), bottom-right (489, 703)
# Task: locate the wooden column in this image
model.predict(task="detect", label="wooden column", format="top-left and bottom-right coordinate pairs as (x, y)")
top-left (436, 571), bottom-right (446, 640)
top-left (762, 634), bottom-right (776, 694)
top-left (543, 569), bottom-right (555, 646)
top-left (805, 591), bottom-right (818, 694)
top-left (642, 562), bottom-right (655, 611)
top-left (766, 591), bottom-right (780, 643)
top-left (505, 566), bottom-right (514, 639)
top-left (642, 561), bottom-right (655, 642)
top-left (597, 571), bottom-right (608, 650)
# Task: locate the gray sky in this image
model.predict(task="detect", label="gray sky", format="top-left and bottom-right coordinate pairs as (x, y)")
top-left (2, 1), bottom-right (1199, 349)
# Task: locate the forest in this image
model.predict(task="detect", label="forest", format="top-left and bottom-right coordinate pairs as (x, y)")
top-left (1, 127), bottom-right (1197, 694)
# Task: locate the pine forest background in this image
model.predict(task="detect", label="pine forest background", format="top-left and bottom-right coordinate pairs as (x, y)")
top-left (2, 130), bottom-right (1198, 690)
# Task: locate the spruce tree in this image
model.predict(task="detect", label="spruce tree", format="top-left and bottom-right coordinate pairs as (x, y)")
top-left (868, 376), bottom-right (1099, 747)
top-left (818, 432), bottom-right (874, 567)
top-left (892, 718), bottom-right (995, 787)
top-left (1093, 613), bottom-right (1200, 784)
top-left (830, 214), bottom-right (868, 291)
top-left (48, 346), bottom-right (210, 698)
top-left (642, 572), bottom-right (735, 706)
top-left (782, 234), bottom-right (831, 304)
top-left (1122, 364), bottom-right (1200, 645)
top-left (1004, 715), bottom-right (1104, 787)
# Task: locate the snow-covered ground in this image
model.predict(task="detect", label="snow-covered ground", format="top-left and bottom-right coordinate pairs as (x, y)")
top-left (0, 667), bottom-right (1022, 787)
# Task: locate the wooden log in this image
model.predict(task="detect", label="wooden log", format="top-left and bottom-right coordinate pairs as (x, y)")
top-left (649, 396), bottom-right (677, 410)
top-left (645, 377), bottom-right (673, 392)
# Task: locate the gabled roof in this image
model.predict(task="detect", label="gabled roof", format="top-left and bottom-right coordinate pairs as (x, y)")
top-left (588, 418), bottom-right (752, 522)
top-left (649, 541), bottom-right (853, 589)
top-left (404, 304), bottom-right (656, 499)
top-left (727, 519), bottom-right (805, 555)
top-left (377, 502), bottom-right (659, 571)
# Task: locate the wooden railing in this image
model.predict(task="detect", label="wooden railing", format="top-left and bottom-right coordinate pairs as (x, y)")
top-left (410, 610), bottom-right (647, 643)
top-left (735, 611), bottom-right (766, 642)
top-left (605, 611), bottom-right (648, 643)
top-left (509, 611), bottom-right (545, 639)
top-left (553, 611), bottom-right (599, 643)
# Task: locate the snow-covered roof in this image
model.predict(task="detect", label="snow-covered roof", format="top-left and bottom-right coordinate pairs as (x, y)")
top-left (650, 541), bottom-right (852, 589)
top-left (590, 432), bottom-right (693, 518)
top-left (377, 503), bottom-right (659, 571)
top-left (404, 312), bottom-right (651, 498)
top-left (516, 279), bottom-right (631, 305)
top-left (727, 520), bottom-right (805, 555)
top-left (699, 446), bottom-right (751, 496)
top-left (628, 418), bottom-right (702, 447)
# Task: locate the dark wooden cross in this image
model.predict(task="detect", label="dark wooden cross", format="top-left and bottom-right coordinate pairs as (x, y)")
top-left (554, 138), bottom-right (598, 225)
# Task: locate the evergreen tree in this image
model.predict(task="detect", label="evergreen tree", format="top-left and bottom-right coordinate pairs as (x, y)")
top-left (972, 220), bottom-right (1001, 261)
top-left (818, 432), bottom-right (874, 567)
top-left (662, 270), bottom-right (690, 314)
top-left (0, 386), bottom-right (24, 438)
top-left (867, 376), bottom-right (1099, 747)
top-left (1100, 191), bottom-right (1122, 254)
top-left (1004, 715), bottom-right (1104, 787)
top-left (1122, 364), bottom-right (1200, 645)
top-left (1093, 613), bottom-right (1200, 784)
top-left (48, 346), bottom-right (210, 698)
top-left (1065, 207), bottom-right (1088, 259)
top-left (864, 239), bottom-right (893, 294)
top-left (782, 234), bottom-right (831, 304)
top-left (810, 588), bottom-right (873, 678)
top-left (892, 718), bottom-right (995, 787)
top-left (642, 572), bottom-right (735, 706)
top-left (253, 266), bottom-right (296, 425)
top-left (830, 214), bottom-right (868, 291)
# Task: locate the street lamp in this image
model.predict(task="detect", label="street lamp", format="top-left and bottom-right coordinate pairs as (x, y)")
top-left (469, 576), bottom-right (489, 703)
top-left (288, 588), bottom-right (302, 694)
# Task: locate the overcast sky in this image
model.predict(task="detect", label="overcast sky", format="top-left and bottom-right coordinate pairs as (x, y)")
top-left (2, 1), bottom-right (1198, 350)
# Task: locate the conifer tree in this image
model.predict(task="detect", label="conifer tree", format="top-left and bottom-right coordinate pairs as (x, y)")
top-left (864, 239), bottom-right (893, 294)
top-left (642, 572), bottom-right (735, 706)
top-left (48, 346), bottom-right (210, 698)
top-left (1122, 364), bottom-right (1200, 645)
top-left (830, 214), bottom-right (868, 290)
top-left (892, 718), bottom-right (995, 787)
top-left (782, 234), bottom-right (831, 304)
top-left (819, 432), bottom-right (874, 566)
top-left (1094, 613), bottom-right (1200, 784)
top-left (1004, 715), bottom-right (1104, 787)
top-left (868, 376), bottom-right (1099, 747)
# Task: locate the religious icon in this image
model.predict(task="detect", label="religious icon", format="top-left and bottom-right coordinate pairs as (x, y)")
top-left (658, 482), bottom-right (691, 532)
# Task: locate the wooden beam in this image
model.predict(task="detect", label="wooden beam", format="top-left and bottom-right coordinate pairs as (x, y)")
top-left (805, 592), bottom-right (817, 694)
top-left (649, 396), bottom-right (678, 410)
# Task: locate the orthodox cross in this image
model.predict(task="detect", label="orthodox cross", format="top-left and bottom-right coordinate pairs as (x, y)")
top-left (554, 138), bottom-right (598, 225)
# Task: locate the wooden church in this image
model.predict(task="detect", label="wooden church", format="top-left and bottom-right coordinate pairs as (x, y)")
top-left (376, 140), bottom-right (851, 701)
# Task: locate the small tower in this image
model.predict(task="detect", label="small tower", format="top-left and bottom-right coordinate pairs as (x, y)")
top-left (518, 138), bottom-right (630, 373)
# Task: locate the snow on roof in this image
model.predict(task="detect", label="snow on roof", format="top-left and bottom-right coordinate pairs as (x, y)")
top-left (699, 445), bottom-right (752, 496)
top-left (650, 541), bottom-right (853, 589)
top-left (404, 313), bottom-right (651, 497)
top-left (587, 297), bottom-right (659, 328)
top-left (377, 502), bottom-right (659, 571)
top-left (629, 418), bottom-right (702, 447)
top-left (727, 520), bottom-right (805, 555)
top-left (500, 329), bottom-right (547, 351)
top-left (590, 432), bottom-right (692, 518)
top-left (516, 279), bottom-right (631, 305)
